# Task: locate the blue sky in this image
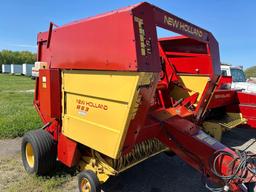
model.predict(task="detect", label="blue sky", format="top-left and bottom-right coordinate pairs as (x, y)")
top-left (0, 0), bottom-right (255, 68)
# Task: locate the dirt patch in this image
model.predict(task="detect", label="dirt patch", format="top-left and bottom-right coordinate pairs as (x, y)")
top-left (0, 138), bottom-right (21, 160)
top-left (0, 154), bottom-right (77, 192)
top-left (0, 138), bottom-right (77, 192)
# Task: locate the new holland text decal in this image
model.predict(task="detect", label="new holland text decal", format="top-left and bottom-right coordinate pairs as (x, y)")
top-left (76, 99), bottom-right (108, 116)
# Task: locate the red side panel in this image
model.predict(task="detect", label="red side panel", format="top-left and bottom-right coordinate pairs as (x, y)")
top-left (58, 134), bottom-right (80, 167)
top-left (159, 37), bottom-right (212, 75)
top-left (226, 92), bottom-right (256, 128)
top-left (207, 90), bottom-right (236, 109)
top-left (237, 92), bottom-right (256, 128)
top-left (239, 105), bottom-right (256, 128)
top-left (170, 55), bottom-right (212, 74)
top-left (34, 69), bottom-right (61, 123)
top-left (237, 92), bottom-right (256, 105)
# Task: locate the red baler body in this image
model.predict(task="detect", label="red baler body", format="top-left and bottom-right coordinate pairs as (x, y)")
top-left (33, 2), bottom-right (255, 191)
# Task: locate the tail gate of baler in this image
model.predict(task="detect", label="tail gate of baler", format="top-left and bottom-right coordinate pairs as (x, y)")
top-left (22, 2), bottom-right (255, 192)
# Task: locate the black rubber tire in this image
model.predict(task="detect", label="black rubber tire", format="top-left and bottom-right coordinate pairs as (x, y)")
top-left (21, 129), bottom-right (56, 175)
top-left (78, 170), bottom-right (101, 192)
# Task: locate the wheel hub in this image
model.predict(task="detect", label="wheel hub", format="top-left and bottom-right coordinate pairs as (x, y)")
top-left (25, 143), bottom-right (35, 168)
top-left (81, 178), bottom-right (92, 192)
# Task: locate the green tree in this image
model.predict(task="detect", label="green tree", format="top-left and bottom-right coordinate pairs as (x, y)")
top-left (0, 50), bottom-right (36, 71)
top-left (245, 66), bottom-right (256, 78)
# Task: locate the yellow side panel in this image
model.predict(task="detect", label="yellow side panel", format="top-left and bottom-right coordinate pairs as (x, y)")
top-left (62, 70), bottom-right (152, 159)
top-left (171, 75), bottom-right (209, 104)
top-left (62, 70), bottom-right (139, 103)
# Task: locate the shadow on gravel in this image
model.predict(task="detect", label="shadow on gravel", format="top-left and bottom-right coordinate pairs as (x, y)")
top-left (48, 161), bottom-right (78, 178)
top-left (101, 154), bottom-right (205, 192)
top-left (222, 125), bottom-right (256, 147)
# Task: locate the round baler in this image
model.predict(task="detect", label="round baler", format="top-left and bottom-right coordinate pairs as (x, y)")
top-left (21, 2), bottom-right (256, 192)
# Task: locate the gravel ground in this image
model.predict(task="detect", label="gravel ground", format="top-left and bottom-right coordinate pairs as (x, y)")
top-left (102, 154), bottom-right (205, 192)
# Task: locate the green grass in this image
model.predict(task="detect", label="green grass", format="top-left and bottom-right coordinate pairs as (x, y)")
top-left (0, 75), bottom-right (76, 191)
top-left (0, 154), bottom-right (77, 192)
top-left (0, 74), bottom-right (42, 138)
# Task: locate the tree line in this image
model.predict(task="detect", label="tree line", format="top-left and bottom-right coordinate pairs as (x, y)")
top-left (0, 50), bottom-right (255, 77)
top-left (245, 66), bottom-right (256, 78)
top-left (0, 50), bottom-right (36, 65)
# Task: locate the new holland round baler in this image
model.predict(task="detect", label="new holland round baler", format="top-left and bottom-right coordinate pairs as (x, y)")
top-left (21, 2), bottom-right (256, 192)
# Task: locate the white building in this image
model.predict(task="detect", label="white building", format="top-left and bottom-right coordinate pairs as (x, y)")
top-left (22, 64), bottom-right (34, 76)
top-left (11, 64), bottom-right (23, 74)
top-left (2, 64), bottom-right (11, 73)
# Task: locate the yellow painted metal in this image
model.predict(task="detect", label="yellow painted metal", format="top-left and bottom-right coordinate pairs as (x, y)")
top-left (62, 70), bottom-right (156, 159)
top-left (80, 178), bottom-right (92, 192)
top-left (203, 113), bottom-right (247, 140)
top-left (220, 113), bottom-right (247, 130)
top-left (78, 139), bottom-right (167, 184)
top-left (171, 75), bottom-right (209, 105)
top-left (25, 143), bottom-right (35, 168)
top-left (203, 121), bottom-right (223, 141)
top-left (78, 155), bottom-right (114, 184)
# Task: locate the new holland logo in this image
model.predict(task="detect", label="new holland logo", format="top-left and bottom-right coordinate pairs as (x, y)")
top-left (164, 15), bottom-right (203, 38)
top-left (214, 94), bottom-right (231, 99)
top-left (76, 99), bottom-right (108, 113)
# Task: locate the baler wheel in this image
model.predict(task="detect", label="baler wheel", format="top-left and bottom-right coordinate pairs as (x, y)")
top-left (21, 129), bottom-right (56, 175)
top-left (78, 170), bottom-right (101, 192)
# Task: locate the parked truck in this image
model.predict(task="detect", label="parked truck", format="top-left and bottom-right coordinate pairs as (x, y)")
top-left (221, 64), bottom-right (256, 93)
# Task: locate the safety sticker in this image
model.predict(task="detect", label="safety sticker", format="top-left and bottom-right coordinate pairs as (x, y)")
top-left (196, 132), bottom-right (217, 146)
